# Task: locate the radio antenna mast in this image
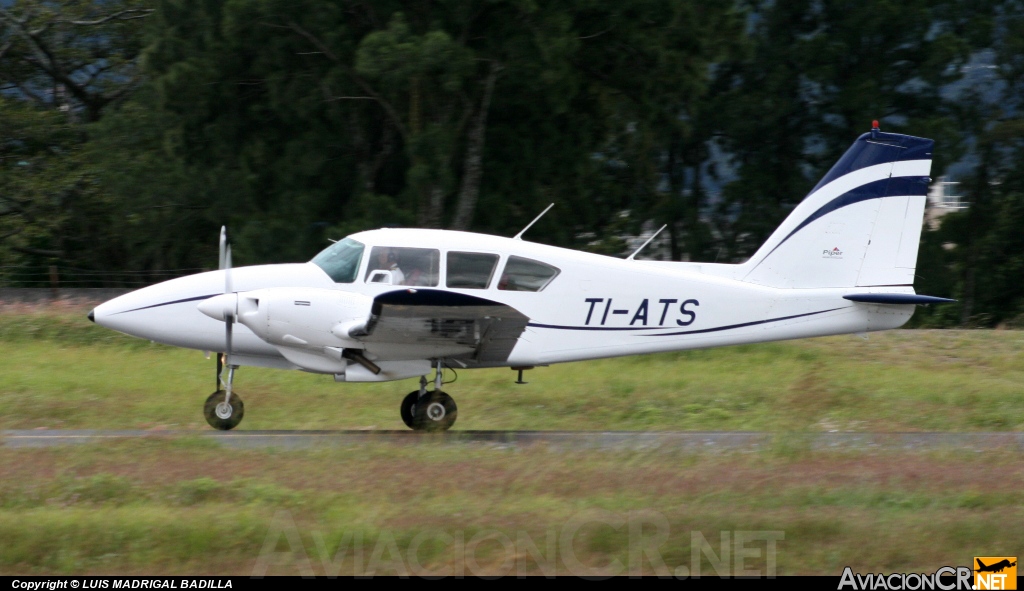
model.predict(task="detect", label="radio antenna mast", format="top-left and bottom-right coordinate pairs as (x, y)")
top-left (513, 203), bottom-right (555, 240)
top-left (626, 224), bottom-right (667, 260)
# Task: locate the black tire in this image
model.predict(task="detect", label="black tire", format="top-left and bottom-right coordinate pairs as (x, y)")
top-left (204, 390), bottom-right (244, 430)
top-left (400, 391), bottom-right (419, 429)
top-left (412, 391), bottom-right (457, 431)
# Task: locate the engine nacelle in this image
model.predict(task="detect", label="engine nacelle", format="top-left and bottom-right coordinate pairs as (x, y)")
top-left (334, 360), bottom-right (432, 382)
top-left (233, 287), bottom-right (374, 351)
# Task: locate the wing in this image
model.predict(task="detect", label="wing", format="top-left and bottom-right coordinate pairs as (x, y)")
top-left (357, 289), bottom-right (530, 365)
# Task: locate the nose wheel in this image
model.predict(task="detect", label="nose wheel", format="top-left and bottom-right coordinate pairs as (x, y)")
top-left (204, 390), bottom-right (244, 430)
top-left (206, 354), bottom-right (243, 430)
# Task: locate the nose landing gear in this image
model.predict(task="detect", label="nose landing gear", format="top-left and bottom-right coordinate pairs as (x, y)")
top-left (205, 354), bottom-right (244, 430)
top-left (204, 390), bottom-right (244, 430)
top-left (401, 364), bottom-right (457, 431)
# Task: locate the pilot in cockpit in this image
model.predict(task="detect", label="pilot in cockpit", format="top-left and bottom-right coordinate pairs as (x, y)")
top-left (399, 251), bottom-right (428, 286)
top-left (373, 248), bottom-right (405, 285)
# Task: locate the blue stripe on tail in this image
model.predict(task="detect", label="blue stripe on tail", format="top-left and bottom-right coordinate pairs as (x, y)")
top-left (808, 131), bottom-right (934, 195)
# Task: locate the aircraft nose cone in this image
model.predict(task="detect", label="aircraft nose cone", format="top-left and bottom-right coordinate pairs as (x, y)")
top-left (88, 309), bottom-right (95, 323)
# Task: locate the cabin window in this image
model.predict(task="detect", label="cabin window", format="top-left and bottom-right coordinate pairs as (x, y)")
top-left (447, 252), bottom-right (500, 289)
top-left (310, 237), bottom-right (365, 283)
top-left (364, 246), bottom-right (440, 286)
top-left (497, 256), bottom-right (560, 292)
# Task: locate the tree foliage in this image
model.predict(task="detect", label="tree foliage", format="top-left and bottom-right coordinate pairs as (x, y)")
top-left (1, 0), bottom-right (1022, 328)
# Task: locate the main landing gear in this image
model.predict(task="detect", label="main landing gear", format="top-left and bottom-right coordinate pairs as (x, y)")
top-left (401, 362), bottom-right (457, 431)
top-left (205, 354), bottom-right (244, 430)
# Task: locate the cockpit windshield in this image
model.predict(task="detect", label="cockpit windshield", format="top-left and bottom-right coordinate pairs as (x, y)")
top-left (311, 237), bottom-right (365, 283)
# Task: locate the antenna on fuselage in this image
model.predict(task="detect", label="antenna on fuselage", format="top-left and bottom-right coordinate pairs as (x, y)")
top-left (626, 224), bottom-right (667, 260)
top-left (512, 203), bottom-right (555, 240)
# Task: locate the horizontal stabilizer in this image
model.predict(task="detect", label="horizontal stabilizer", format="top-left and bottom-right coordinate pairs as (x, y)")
top-left (843, 294), bottom-right (955, 305)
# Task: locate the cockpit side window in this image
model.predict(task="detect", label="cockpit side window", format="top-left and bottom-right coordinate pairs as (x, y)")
top-left (310, 238), bottom-right (365, 283)
top-left (365, 246), bottom-right (440, 286)
top-left (447, 252), bottom-right (499, 289)
top-left (497, 256), bottom-right (560, 292)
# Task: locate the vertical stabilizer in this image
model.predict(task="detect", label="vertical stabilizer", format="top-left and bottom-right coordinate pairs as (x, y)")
top-left (737, 126), bottom-right (933, 289)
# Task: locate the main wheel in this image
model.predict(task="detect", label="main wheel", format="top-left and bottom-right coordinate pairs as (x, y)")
top-left (412, 391), bottom-right (457, 431)
top-left (400, 391), bottom-right (419, 429)
top-left (204, 390), bottom-right (244, 430)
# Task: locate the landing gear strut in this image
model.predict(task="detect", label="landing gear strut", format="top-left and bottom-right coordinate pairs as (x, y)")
top-left (205, 354), bottom-right (244, 430)
top-left (401, 362), bottom-right (457, 431)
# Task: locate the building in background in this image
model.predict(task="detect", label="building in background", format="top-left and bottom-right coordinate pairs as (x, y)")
top-left (926, 176), bottom-right (967, 230)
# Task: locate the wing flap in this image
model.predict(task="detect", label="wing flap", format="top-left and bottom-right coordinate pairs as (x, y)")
top-left (361, 289), bottom-right (529, 364)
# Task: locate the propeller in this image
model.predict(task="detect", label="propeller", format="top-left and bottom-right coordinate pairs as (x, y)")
top-left (224, 242), bottom-right (233, 382)
top-left (217, 227), bottom-right (235, 394)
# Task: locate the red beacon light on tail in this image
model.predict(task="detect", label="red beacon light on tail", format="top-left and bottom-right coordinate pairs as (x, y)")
top-left (871, 119), bottom-right (880, 138)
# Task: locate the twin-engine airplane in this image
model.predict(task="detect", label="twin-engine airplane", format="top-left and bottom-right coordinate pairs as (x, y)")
top-left (91, 123), bottom-right (951, 431)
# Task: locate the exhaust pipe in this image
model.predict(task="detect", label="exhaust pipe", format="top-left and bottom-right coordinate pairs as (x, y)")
top-left (342, 349), bottom-right (381, 375)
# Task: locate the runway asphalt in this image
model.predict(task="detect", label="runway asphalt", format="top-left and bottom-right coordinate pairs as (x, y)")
top-left (3, 430), bottom-right (1023, 451)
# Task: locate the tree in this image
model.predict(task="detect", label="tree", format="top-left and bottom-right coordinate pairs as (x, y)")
top-left (0, 96), bottom-right (79, 264)
top-left (710, 0), bottom-right (992, 262)
top-left (912, 0), bottom-right (1024, 327)
top-left (141, 0), bottom-right (744, 260)
top-left (0, 0), bottom-right (153, 122)
top-left (0, 0), bottom-right (157, 281)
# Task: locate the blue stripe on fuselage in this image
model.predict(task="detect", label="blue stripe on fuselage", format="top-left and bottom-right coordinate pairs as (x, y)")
top-left (527, 307), bottom-right (844, 335)
top-left (113, 294), bottom-right (220, 315)
top-left (643, 307), bottom-right (844, 337)
top-left (526, 323), bottom-right (676, 331)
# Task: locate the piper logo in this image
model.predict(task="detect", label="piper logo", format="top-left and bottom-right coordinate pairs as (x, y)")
top-left (823, 247), bottom-right (844, 259)
top-left (974, 557), bottom-right (1016, 590)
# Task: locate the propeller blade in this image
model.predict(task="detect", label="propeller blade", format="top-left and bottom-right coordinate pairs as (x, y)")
top-left (224, 244), bottom-right (233, 295)
top-left (218, 227), bottom-right (227, 270)
top-left (225, 314), bottom-right (233, 370)
top-left (218, 226), bottom-right (234, 386)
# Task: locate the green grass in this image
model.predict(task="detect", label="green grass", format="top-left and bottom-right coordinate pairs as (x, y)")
top-left (0, 441), bottom-right (1021, 575)
top-left (1, 310), bottom-right (1023, 430)
top-left (2, 309), bottom-right (1023, 575)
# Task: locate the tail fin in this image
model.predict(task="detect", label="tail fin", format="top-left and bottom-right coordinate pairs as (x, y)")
top-left (738, 126), bottom-right (933, 289)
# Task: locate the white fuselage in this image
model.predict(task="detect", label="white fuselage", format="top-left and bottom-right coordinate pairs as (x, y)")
top-left (92, 228), bottom-right (914, 376)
